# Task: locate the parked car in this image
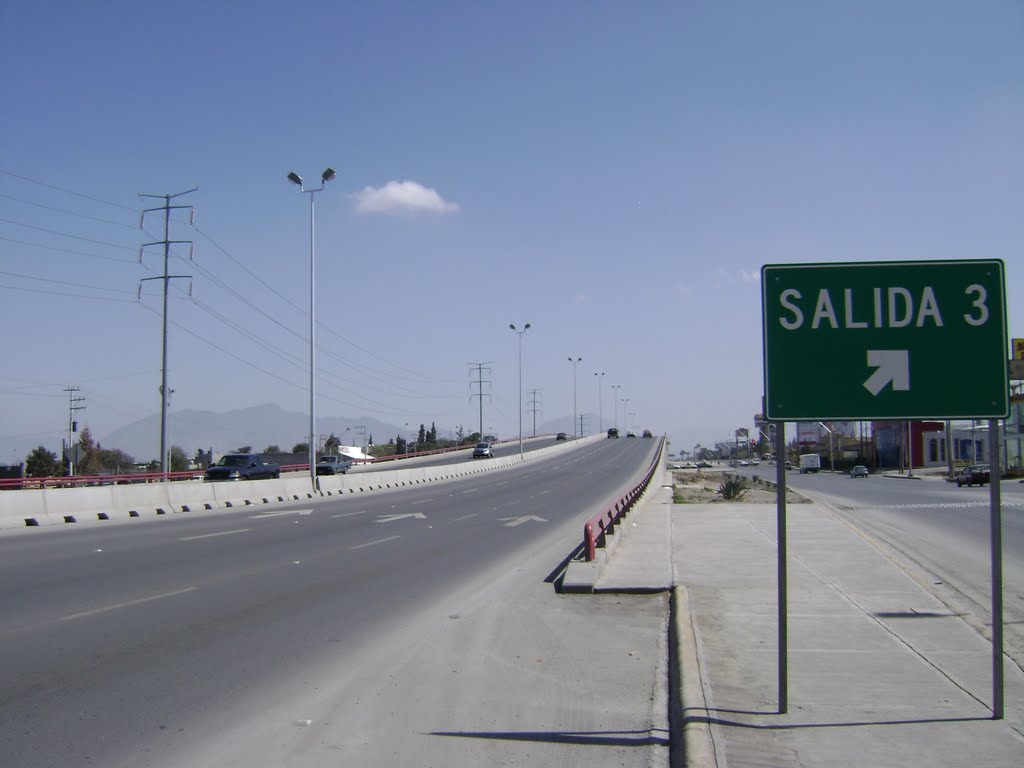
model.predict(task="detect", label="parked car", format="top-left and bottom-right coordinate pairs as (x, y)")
top-left (642, 429), bottom-right (653, 438)
top-left (556, 432), bottom-right (568, 441)
top-left (695, 460), bottom-right (712, 469)
top-left (849, 465), bottom-right (869, 478)
top-left (607, 428), bottom-right (619, 438)
top-left (956, 464), bottom-right (990, 487)
top-left (316, 455), bottom-right (353, 475)
top-left (472, 442), bottom-right (494, 458)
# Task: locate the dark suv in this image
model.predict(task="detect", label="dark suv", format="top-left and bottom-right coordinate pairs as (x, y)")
top-left (955, 464), bottom-right (990, 487)
top-left (607, 428), bottom-right (619, 438)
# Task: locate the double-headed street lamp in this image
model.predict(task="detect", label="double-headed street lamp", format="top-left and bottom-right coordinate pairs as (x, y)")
top-left (568, 357), bottom-right (582, 438)
top-left (288, 167), bottom-right (336, 490)
top-left (509, 323), bottom-right (531, 457)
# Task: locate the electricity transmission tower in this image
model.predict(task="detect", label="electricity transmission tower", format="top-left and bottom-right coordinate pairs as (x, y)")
top-left (140, 188), bottom-right (196, 476)
top-left (468, 362), bottom-right (492, 439)
top-left (527, 388), bottom-right (542, 437)
top-left (64, 386), bottom-right (86, 475)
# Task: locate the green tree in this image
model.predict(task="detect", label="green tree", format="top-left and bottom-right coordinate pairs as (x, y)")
top-left (25, 446), bottom-right (59, 478)
top-left (263, 445), bottom-right (281, 454)
top-left (292, 442), bottom-right (309, 454)
top-left (427, 422), bottom-right (437, 443)
top-left (93, 448), bottom-right (136, 474)
top-left (324, 433), bottom-right (341, 453)
top-left (395, 435), bottom-right (407, 455)
top-left (237, 445), bottom-right (253, 453)
top-left (169, 446), bottom-right (188, 472)
top-left (75, 426), bottom-right (98, 475)
top-left (418, 424), bottom-right (426, 443)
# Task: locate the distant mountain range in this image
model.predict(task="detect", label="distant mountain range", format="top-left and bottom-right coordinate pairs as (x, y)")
top-left (99, 404), bottom-right (408, 462)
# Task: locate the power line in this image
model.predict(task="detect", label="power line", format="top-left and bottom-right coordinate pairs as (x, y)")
top-left (0, 235), bottom-right (136, 263)
top-left (0, 192), bottom-right (138, 229)
top-left (0, 269), bottom-right (136, 295)
top-left (0, 169), bottom-right (139, 211)
top-left (0, 217), bottom-right (137, 251)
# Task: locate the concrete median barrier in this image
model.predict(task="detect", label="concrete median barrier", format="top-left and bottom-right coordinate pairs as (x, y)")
top-left (0, 434), bottom-right (603, 531)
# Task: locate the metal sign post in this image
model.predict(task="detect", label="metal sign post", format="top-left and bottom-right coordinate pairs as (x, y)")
top-left (775, 422), bottom-right (788, 715)
top-left (989, 420), bottom-right (1004, 719)
top-left (761, 259), bottom-right (1009, 719)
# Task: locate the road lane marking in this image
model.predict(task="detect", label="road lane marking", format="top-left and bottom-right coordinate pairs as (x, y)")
top-left (453, 513), bottom-right (478, 521)
top-left (351, 536), bottom-right (400, 550)
top-left (250, 509), bottom-right (313, 519)
top-left (179, 529), bottom-right (250, 541)
top-left (498, 515), bottom-right (548, 527)
top-left (411, 498), bottom-right (432, 505)
top-left (461, 488), bottom-right (478, 494)
top-left (331, 510), bottom-right (368, 519)
top-left (376, 513), bottom-right (426, 523)
top-left (61, 586), bottom-right (197, 622)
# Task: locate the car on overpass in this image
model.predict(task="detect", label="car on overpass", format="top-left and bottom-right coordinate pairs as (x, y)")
top-left (556, 432), bottom-right (569, 441)
top-left (316, 455), bottom-right (353, 475)
top-left (472, 442), bottom-right (494, 458)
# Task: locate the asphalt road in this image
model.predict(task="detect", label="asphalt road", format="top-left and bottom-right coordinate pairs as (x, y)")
top-left (739, 465), bottom-right (1024, 670)
top-left (354, 434), bottom-right (563, 471)
top-left (0, 436), bottom-right (660, 767)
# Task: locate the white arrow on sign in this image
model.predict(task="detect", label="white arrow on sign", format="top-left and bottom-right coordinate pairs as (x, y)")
top-left (498, 515), bottom-right (548, 527)
top-left (863, 350), bottom-right (910, 396)
top-left (376, 513), bottom-right (427, 523)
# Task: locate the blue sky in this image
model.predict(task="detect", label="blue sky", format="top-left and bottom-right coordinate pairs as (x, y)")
top-left (2, 0), bottom-right (1022, 463)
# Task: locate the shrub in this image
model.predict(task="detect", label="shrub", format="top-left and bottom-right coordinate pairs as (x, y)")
top-left (718, 476), bottom-right (748, 501)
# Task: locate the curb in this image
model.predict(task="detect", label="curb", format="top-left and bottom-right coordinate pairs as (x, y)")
top-left (674, 586), bottom-right (717, 767)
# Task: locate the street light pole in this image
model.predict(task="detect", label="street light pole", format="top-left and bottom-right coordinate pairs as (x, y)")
top-left (288, 167), bottom-right (336, 491)
top-left (569, 357), bottom-right (582, 438)
top-left (594, 372), bottom-right (605, 433)
top-left (510, 323), bottom-right (531, 458)
top-left (611, 385), bottom-right (622, 430)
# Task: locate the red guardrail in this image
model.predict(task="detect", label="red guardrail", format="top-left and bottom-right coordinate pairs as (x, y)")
top-left (583, 437), bottom-right (664, 561)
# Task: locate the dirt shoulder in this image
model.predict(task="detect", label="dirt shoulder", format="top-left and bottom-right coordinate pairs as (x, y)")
top-left (671, 470), bottom-right (808, 504)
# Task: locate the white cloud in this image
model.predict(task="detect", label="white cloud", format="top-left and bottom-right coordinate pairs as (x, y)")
top-left (739, 269), bottom-right (760, 284)
top-left (353, 180), bottom-right (460, 215)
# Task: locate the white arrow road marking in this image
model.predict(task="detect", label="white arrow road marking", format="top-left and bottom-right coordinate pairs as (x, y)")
top-left (498, 515), bottom-right (548, 527)
top-left (376, 512), bottom-right (427, 523)
top-left (864, 350), bottom-right (910, 395)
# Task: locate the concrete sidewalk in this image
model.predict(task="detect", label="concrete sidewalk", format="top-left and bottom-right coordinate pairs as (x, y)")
top-left (595, 476), bottom-right (1024, 767)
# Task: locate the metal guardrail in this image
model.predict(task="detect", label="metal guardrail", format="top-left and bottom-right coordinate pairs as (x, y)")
top-left (583, 437), bottom-right (665, 561)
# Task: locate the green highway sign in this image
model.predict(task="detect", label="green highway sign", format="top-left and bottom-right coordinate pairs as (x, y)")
top-left (761, 260), bottom-right (1009, 421)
